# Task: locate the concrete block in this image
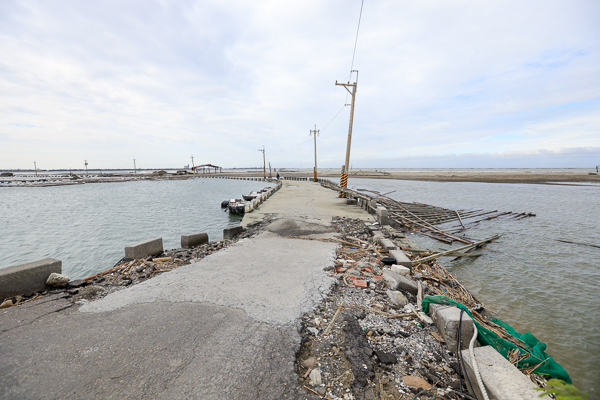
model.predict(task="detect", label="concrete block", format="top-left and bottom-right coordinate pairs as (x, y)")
top-left (181, 232), bottom-right (209, 248)
top-left (390, 264), bottom-right (410, 276)
top-left (461, 346), bottom-right (550, 400)
top-left (0, 258), bottom-right (62, 300)
top-left (388, 249), bottom-right (412, 268)
top-left (376, 206), bottom-right (389, 225)
top-left (223, 226), bottom-right (245, 239)
top-left (429, 304), bottom-right (474, 351)
top-left (396, 274), bottom-right (418, 295)
top-left (368, 200), bottom-right (377, 214)
top-left (381, 270), bottom-right (402, 290)
top-left (125, 238), bottom-right (163, 259)
top-left (346, 198), bottom-right (357, 205)
top-left (378, 238), bottom-right (398, 250)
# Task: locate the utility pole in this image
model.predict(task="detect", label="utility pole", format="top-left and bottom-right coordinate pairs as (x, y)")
top-left (84, 160), bottom-right (88, 177)
top-left (335, 70), bottom-right (358, 197)
top-left (133, 159), bottom-right (137, 175)
top-left (191, 155), bottom-right (195, 174)
top-left (258, 146), bottom-right (266, 179)
top-left (33, 161), bottom-right (37, 176)
top-left (310, 125), bottom-right (319, 182)
top-left (269, 162), bottom-right (272, 178)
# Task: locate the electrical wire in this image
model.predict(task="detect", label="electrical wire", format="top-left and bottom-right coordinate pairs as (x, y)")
top-left (321, 104), bottom-right (347, 132)
top-left (344, 0), bottom-right (364, 103)
top-left (349, 0), bottom-right (365, 79)
top-left (271, 139), bottom-right (312, 155)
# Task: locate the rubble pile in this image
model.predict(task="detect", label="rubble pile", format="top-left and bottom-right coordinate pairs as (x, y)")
top-left (296, 217), bottom-right (471, 400)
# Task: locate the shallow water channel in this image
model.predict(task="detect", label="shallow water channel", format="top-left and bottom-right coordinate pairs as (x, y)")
top-left (349, 177), bottom-right (600, 395)
top-left (0, 177), bottom-right (272, 280)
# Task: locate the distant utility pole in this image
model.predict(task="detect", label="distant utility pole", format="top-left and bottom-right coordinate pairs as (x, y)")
top-left (33, 161), bottom-right (37, 176)
top-left (310, 125), bottom-right (319, 182)
top-left (84, 160), bottom-right (88, 177)
top-left (269, 162), bottom-right (272, 178)
top-left (258, 146), bottom-right (266, 178)
top-left (335, 70), bottom-right (358, 197)
top-left (133, 159), bottom-right (137, 175)
top-left (191, 155), bottom-right (195, 174)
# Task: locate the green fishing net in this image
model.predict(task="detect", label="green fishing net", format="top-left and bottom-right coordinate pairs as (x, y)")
top-left (421, 295), bottom-right (571, 384)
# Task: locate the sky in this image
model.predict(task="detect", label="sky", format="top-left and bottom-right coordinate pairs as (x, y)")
top-left (1, 0), bottom-right (599, 170)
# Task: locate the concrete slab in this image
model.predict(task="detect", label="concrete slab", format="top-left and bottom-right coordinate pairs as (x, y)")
top-left (1, 232), bottom-right (337, 399)
top-left (241, 181), bottom-right (374, 228)
top-left (124, 238), bottom-right (163, 259)
top-left (81, 232), bottom-right (336, 325)
top-left (0, 258), bottom-right (61, 300)
top-left (429, 304), bottom-right (474, 351)
top-left (379, 238), bottom-right (398, 250)
top-left (461, 346), bottom-right (550, 400)
top-left (180, 232), bottom-right (209, 248)
top-left (388, 249), bottom-right (412, 268)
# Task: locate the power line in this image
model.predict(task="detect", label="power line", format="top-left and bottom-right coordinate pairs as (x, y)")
top-left (270, 104), bottom-right (347, 155)
top-left (272, 138), bottom-right (313, 155)
top-left (349, 0), bottom-right (364, 80)
top-left (321, 104), bottom-right (347, 132)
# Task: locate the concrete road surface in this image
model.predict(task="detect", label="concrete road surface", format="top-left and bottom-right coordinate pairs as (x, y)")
top-left (0, 180), bottom-right (372, 399)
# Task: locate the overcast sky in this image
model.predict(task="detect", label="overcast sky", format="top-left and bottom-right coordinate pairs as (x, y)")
top-left (1, 0), bottom-right (599, 170)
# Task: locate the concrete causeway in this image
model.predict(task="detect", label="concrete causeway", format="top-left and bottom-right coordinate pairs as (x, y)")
top-left (0, 180), bottom-right (375, 400)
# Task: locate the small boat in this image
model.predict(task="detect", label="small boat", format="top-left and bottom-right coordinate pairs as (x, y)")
top-left (228, 199), bottom-right (246, 214)
top-left (243, 191), bottom-right (258, 201)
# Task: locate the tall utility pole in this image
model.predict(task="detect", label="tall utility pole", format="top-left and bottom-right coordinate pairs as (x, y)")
top-left (258, 146), bottom-right (266, 179)
top-left (310, 125), bottom-right (319, 182)
top-left (33, 161), bottom-right (37, 176)
top-left (335, 70), bottom-right (358, 197)
top-left (190, 155), bottom-right (195, 174)
top-left (133, 159), bottom-right (137, 175)
top-left (84, 160), bottom-right (88, 177)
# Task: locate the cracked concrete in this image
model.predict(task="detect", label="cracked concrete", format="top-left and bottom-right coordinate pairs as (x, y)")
top-left (0, 180), bottom-right (373, 399)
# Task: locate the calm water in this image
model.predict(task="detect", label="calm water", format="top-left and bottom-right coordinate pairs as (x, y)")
top-left (0, 178), bottom-right (272, 280)
top-left (349, 178), bottom-right (600, 395)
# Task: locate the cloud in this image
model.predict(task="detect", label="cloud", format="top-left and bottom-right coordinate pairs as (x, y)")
top-left (1, 0), bottom-right (599, 169)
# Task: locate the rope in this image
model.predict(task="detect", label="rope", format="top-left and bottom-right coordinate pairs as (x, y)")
top-left (469, 324), bottom-right (490, 400)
